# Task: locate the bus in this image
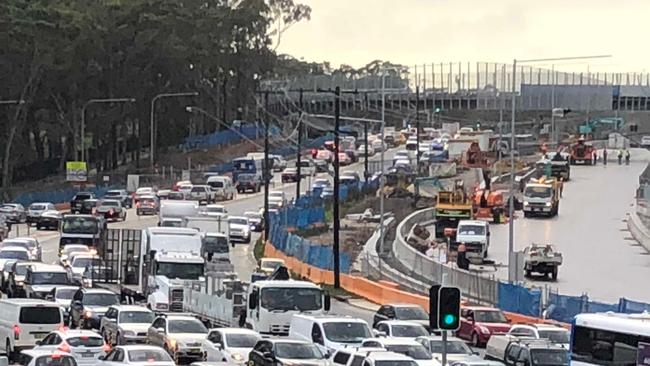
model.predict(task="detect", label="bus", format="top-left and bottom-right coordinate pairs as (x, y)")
top-left (571, 312), bottom-right (650, 366)
top-left (232, 157), bottom-right (264, 183)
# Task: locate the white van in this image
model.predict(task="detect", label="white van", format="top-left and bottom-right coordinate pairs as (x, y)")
top-left (24, 264), bottom-right (72, 299)
top-left (0, 299), bottom-right (64, 360)
top-left (206, 176), bottom-right (236, 201)
top-left (289, 314), bottom-right (373, 354)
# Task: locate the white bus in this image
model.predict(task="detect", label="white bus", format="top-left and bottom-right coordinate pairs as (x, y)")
top-left (571, 312), bottom-right (650, 366)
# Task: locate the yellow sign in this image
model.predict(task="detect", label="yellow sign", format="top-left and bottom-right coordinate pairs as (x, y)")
top-left (66, 161), bottom-right (88, 182)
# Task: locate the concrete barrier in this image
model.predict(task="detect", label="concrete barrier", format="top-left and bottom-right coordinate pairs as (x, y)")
top-left (628, 206), bottom-right (650, 253)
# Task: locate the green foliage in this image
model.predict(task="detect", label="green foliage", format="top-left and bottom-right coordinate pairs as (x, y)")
top-left (0, 0), bottom-right (311, 187)
top-left (254, 235), bottom-right (265, 260)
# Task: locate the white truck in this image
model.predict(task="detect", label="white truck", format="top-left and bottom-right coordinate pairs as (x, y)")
top-left (183, 216), bottom-right (228, 235)
top-left (158, 200), bottom-right (199, 227)
top-left (455, 220), bottom-right (490, 264)
top-left (96, 227), bottom-right (205, 313)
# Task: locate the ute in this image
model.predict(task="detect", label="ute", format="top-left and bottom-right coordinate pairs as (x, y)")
top-left (522, 177), bottom-right (560, 218)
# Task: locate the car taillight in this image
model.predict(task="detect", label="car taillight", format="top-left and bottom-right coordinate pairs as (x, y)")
top-left (108, 209), bottom-right (114, 215)
top-left (13, 325), bottom-right (20, 340)
top-left (58, 342), bottom-right (71, 353)
top-left (136, 202), bottom-right (141, 208)
top-left (102, 343), bottom-right (111, 352)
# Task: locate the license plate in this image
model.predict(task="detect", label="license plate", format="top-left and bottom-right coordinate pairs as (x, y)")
top-left (32, 333), bottom-right (46, 340)
top-left (188, 348), bottom-right (200, 353)
top-left (533, 208), bottom-right (540, 211)
top-left (81, 353), bottom-right (95, 358)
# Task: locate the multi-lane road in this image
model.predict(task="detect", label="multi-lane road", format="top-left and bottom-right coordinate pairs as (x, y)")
top-left (8, 149), bottom-right (401, 324)
top-left (489, 148), bottom-right (650, 303)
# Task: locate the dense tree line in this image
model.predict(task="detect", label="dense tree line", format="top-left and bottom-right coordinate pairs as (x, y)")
top-left (0, 0), bottom-right (310, 187)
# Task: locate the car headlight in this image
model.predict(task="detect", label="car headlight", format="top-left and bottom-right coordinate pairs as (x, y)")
top-left (169, 339), bottom-right (178, 350)
top-left (122, 330), bottom-right (136, 336)
top-left (231, 353), bottom-right (244, 361)
top-left (523, 201), bottom-right (529, 206)
top-left (84, 310), bottom-right (93, 319)
top-left (545, 202), bottom-right (552, 207)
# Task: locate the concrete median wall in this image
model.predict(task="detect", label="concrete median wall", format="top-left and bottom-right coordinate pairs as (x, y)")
top-left (628, 205), bottom-right (650, 253)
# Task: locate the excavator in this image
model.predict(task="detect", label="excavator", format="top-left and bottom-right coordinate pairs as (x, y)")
top-left (473, 169), bottom-right (507, 223)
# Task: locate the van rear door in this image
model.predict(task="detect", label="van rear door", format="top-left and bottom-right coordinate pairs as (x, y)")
top-left (17, 305), bottom-right (63, 346)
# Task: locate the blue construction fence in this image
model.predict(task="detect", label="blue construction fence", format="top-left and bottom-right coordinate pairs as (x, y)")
top-left (12, 187), bottom-right (112, 207)
top-left (497, 282), bottom-right (650, 322)
top-left (182, 124), bottom-right (280, 151)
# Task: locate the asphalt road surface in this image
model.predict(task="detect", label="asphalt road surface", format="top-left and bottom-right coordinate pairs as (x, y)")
top-left (489, 149), bottom-right (650, 303)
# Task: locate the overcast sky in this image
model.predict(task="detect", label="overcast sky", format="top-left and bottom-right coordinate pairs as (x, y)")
top-left (277, 0), bottom-right (649, 73)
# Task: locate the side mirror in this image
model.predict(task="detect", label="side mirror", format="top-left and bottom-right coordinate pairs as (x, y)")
top-left (373, 330), bottom-right (387, 337)
top-left (262, 351), bottom-right (274, 360)
top-left (45, 295), bottom-right (54, 301)
top-left (248, 292), bottom-right (258, 310)
top-left (35, 341), bottom-right (41, 346)
top-left (156, 327), bottom-right (165, 333)
top-left (73, 300), bottom-right (82, 307)
top-left (324, 293), bottom-right (331, 312)
top-left (97, 355), bottom-right (105, 361)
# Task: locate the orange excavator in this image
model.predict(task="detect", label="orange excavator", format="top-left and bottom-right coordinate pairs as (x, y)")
top-left (463, 141), bottom-right (488, 167)
top-left (473, 189), bottom-right (507, 223)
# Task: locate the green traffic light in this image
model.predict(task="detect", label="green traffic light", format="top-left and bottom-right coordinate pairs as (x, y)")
top-left (443, 314), bottom-right (456, 325)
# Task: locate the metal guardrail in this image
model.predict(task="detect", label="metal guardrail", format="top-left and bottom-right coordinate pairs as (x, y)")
top-left (391, 208), bottom-right (499, 305)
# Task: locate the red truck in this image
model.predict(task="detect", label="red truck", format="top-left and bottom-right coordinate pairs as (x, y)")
top-left (456, 306), bottom-right (512, 347)
top-left (569, 139), bottom-right (595, 165)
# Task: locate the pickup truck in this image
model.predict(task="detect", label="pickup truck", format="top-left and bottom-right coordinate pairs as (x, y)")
top-left (189, 185), bottom-right (216, 204)
top-left (486, 323), bottom-right (570, 362)
top-left (70, 192), bottom-right (95, 214)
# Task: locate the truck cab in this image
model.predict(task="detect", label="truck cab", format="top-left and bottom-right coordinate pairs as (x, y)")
top-left (455, 220), bottom-right (490, 264)
top-left (243, 279), bottom-right (330, 335)
top-left (523, 177), bottom-right (560, 218)
top-left (59, 214), bottom-right (105, 247)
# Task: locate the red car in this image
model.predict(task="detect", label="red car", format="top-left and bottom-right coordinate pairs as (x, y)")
top-left (456, 306), bottom-right (511, 347)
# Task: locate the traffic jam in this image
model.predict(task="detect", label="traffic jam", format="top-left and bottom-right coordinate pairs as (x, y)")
top-left (0, 131), bottom-right (640, 366)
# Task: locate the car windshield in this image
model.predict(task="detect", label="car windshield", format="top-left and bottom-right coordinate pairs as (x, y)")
top-left (128, 349), bottom-right (172, 362)
top-left (323, 322), bottom-right (372, 343)
top-left (72, 258), bottom-right (102, 268)
top-left (0, 250), bottom-right (28, 260)
top-left (391, 324), bottom-right (429, 338)
top-left (530, 349), bottom-right (569, 366)
top-left (538, 330), bottom-right (570, 344)
top-left (191, 187), bottom-right (206, 193)
top-left (268, 202), bottom-right (281, 210)
top-left (29, 204), bottom-right (47, 210)
top-left (225, 333), bottom-right (259, 348)
top-left (2, 241), bottom-right (30, 249)
top-left (275, 342), bottom-right (323, 359)
top-left (458, 225), bottom-right (486, 236)
top-left (474, 310), bottom-right (508, 323)
top-left (105, 191), bottom-right (122, 196)
top-left (32, 272), bottom-right (69, 285)
top-left (74, 194), bottom-right (92, 200)
top-left (83, 293), bottom-right (120, 306)
top-left (525, 186), bottom-right (553, 198)
top-left (427, 340), bottom-right (472, 354)
top-left (155, 262), bottom-right (204, 280)
top-left (375, 362), bottom-right (418, 366)
top-left (64, 246), bottom-right (89, 255)
top-left (56, 288), bottom-right (78, 300)
top-left (204, 236), bottom-right (229, 253)
top-left (168, 319), bottom-right (207, 334)
top-left (3, 261), bottom-right (15, 271)
top-left (15, 264), bottom-right (31, 276)
top-left (35, 355), bottom-right (77, 366)
top-left (395, 307), bottom-right (428, 320)
top-left (207, 206), bottom-right (225, 213)
top-left (61, 218), bottom-right (98, 234)
top-left (67, 336), bottom-right (104, 347)
top-left (260, 287), bottom-right (322, 311)
top-left (209, 181), bottom-right (224, 188)
top-left (261, 260), bottom-right (283, 271)
top-left (386, 344), bottom-right (432, 360)
top-left (229, 218), bottom-right (248, 226)
top-left (244, 212), bottom-right (262, 219)
top-left (119, 311), bottom-right (155, 324)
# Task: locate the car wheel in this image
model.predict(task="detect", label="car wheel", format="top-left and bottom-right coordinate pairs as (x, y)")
top-left (6, 340), bottom-right (14, 364)
top-left (471, 332), bottom-right (481, 347)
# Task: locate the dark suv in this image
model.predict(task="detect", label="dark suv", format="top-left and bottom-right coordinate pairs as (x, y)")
top-left (70, 192), bottom-right (95, 214)
top-left (236, 173), bottom-right (263, 193)
top-left (70, 288), bottom-right (120, 329)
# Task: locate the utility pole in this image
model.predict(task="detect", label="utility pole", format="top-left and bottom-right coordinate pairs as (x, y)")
top-left (364, 120), bottom-right (369, 184)
top-left (333, 86), bottom-right (341, 289)
top-left (296, 88), bottom-right (304, 199)
top-left (416, 86), bottom-right (420, 166)
top-left (264, 91), bottom-right (271, 242)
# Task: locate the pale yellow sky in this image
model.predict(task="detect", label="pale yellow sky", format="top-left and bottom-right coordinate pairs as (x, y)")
top-left (277, 0), bottom-right (649, 72)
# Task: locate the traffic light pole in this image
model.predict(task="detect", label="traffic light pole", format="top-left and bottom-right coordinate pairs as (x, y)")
top-left (296, 88), bottom-right (304, 199)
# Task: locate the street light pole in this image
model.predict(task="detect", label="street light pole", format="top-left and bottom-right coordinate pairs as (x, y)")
top-left (81, 98), bottom-right (136, 163)
top-left (185, 106), bottom-right (263, 150)
top-left (150, 92), bottom-right (198, 167)
top-left (379, 72), bottom-right (387, 257)
top-left (0, 100), bottom-right (24, 105)
top-left (333, 87), bottom-right (341, 288)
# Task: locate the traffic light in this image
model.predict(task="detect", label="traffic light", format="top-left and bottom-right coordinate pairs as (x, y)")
top-left (434, 107), bottom-right (442, 113)
top-left (438, 287), bottom-right (461, 330)
top-left (428, 285), bottom-right (441, 330)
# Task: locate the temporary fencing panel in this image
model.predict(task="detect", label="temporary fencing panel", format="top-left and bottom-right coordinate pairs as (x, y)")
top-left (14, 186), bottom-right (111, 206)
top-left (586, 300), bottom-right (619, 313)
top-left (619, 298), bottom-right (650, 313)
top-left (547, 293), bottom-right (588, 323)
top-left (498, 282), bottom-right (542, 317)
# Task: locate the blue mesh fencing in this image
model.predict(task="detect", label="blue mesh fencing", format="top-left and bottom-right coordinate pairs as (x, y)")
top-left (586, 300), bottom-right (619, 313)
top-left (498, 282), bottom-right (542, 317)
top-left (619, 298), bottom-right (650, 313)
top-left (182, 125), bottom-right (280, 151)
top-left (546, 293), bottom-right (588, 323)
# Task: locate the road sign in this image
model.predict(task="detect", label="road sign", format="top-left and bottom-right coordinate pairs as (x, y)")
top-left (66, 161), bottom-right (88, 182)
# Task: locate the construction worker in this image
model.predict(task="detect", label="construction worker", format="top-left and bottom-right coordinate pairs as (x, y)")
top-left (603, 148), bottom-right (608, 165)
top-left (558, 177), bottom-right (564, 198)
top-left (592, 150), bottom-right (598, 165)
top-left (625, 149), bottom-right (631, 165)
top-left (618, 149), bottom-right (624, 165)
